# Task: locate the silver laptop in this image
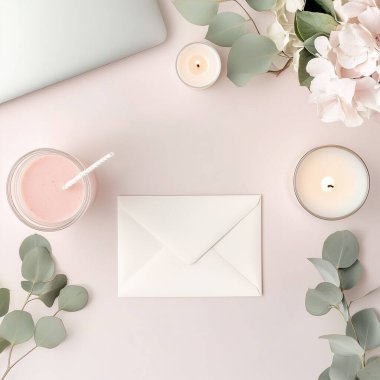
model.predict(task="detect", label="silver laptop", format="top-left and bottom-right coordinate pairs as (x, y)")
top-left (0, 0), bottom-right (167, 103)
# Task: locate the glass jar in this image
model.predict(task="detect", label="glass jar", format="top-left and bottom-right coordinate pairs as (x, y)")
top-left (7, 148), bottom-right (96, 231)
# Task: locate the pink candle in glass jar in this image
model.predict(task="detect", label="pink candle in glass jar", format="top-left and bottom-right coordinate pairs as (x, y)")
top-left (7, 149), bottom-right (96, 231)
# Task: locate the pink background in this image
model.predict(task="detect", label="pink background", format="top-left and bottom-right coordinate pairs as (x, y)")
top-left (1, 1), bottom-right (380, 379)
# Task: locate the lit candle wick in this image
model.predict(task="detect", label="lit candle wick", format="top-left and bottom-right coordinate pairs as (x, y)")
top-left (321, 176), bottom-right (335, 193)
top-left (195, 60), bottom-right (201, 68)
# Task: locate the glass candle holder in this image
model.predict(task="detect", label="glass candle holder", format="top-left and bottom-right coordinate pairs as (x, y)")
top-left (294, 145), bottom-right (370, 220)
top-left (176, 42), bottom-right (221, 89)
top-left (7, 148), bottom-right (96, 231)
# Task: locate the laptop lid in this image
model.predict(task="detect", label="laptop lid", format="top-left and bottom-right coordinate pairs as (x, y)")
top-left (0, 0), bottom-right (167, 103)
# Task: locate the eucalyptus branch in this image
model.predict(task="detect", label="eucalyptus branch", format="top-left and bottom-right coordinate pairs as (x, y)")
top-left (1, 346), bottom-right (37, 380)
top-left (268, 58), bottom-right (292, 76)
top-left (230, 0), bottom-right (261, 34)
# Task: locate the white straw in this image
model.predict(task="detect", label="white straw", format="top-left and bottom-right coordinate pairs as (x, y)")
top-left (62, 152), bottom-right (114, 190)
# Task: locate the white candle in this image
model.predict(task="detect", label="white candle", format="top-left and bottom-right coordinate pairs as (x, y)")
top-left (294, 146), bottom-right (370, 220)
top-left (176, 42), bottom-right (221, 89)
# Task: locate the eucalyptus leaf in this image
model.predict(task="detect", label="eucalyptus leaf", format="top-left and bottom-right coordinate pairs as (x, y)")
top-left (35, 317), bottom-right (66, 349)
top-left (0, 337), bottom-right (10, 353)
top-left (319, 368), bottom-right (331, 380)
top-left (295, 11), bottom-right (338, 41)
top-left (322, 231), bottom-right (359, 269)
top-left (315, 0), bottom-right (336, 18)
top-left (21, 281), bottom-right (46, 296)
top-left (19, 234), bottom-right (51, 261)
top-left (305, 282), bottom-right (342, 316)
top-left (308, 258), bottom-right (340, 286)
top-left (329, 354), bottom-right (361, 380)
top-left (246, 0), bottom-right (276, 11)
top-left (298, 48), bottom-right (314, 88)
top-left (320, 335), bottom-right (364, 357)
top-left (346, 309), bottom-right (380, 350)
top-left (173, 0), bottom-right (219, 26)
top-left (58, 286), bottom-right (89, 312)
top-left (206, 13), bottom-right (247, 47)
top-left (39, 275), bottom-right (68, 308)
top-left (337, 298), bottom-right (350, 323)
top-left (0, 310), bottom-right (34, 345)
top-left (21, 247), bottom-right (55, 284)
top-left (339, 260), bottom-right (363, 290)
top-left (0, 289), bottom-right (10, 317)
top-left (227, 34), bottom-right (278, 86)
top-left (357, 357), bottom-right (380, 380)
top-left (304, 33), bottom-right (327, 55)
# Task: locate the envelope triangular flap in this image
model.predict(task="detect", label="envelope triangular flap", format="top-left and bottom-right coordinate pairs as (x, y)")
top-left (213, 198), bottom-right (262, 294)
top-left (119, 195), bottom-right (260, 265)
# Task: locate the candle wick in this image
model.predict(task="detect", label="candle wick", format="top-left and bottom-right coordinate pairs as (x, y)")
top-left (327, 185), bottom-right (334, 189)
top-left (196, 64), bottom-right (200, 68)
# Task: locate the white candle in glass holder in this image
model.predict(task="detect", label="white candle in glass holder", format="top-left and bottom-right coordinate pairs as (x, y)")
top-left (294, 146), bottom-right (370, 220)
top-left (176, 42), bottom-right (221, 89)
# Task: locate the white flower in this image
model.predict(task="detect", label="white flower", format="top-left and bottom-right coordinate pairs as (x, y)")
top-left (285, 0), bottom-right (305, 13)
top-left (267, 21), bottom-right (289, 51)
top-left (330, 24), bottom-right (379, 77)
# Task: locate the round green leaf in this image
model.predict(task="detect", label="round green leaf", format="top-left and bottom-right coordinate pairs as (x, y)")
top-left (21, 247), bottom-right (55, 284)
top-left (315, 0), bottom-right (337, 18)
top-left (0, 337), bottom-right (10, 354)
top-left (227, 34), bottom-right (278, 86)
top-left (308, 258), bottom-right (340, 286)
top-left (0, 310), bottom-right (34, 345)
top-left (21, 281), bottom-right (46, 296)
top-left (305, 282), bottom-right (342, 316)
top-left (346, 309), bottom-right (380, 350)
top-left (58, 286), bottom-right (89, 312)
top-left (358, 357), bottom-right (380, 380)
top-left (173, 0), bottom-right (219, 26)
top-left (19, 234), bottom-right (51, 261)
top-left (0, 289), bottom-right (10, 318)
top-left (39, 275), bottom-right (68, 308)
top-left (319, 368), bottom-right (331, 380)
top-left (320, 334), bottom-right (364, 357)
top-left (246, 0), bottom-right (276, 11)
top-left (295, 11), bottom-right (338, 41)
top-left (322, 231), bottom-right (359, 269)
top-left (330, 354), bottom-right (361, 380)
top-left (206, 13), bottom-right (247, 47)
top-left (35, 317), bottom-right (66, 349)
top-left (339, 260), bottom-right (363, 290)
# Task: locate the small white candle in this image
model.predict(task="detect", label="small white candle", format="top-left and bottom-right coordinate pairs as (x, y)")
top-left (294, 146), bottom-right (370, 220)
top-left (176, 42), bottom-right (221, 89)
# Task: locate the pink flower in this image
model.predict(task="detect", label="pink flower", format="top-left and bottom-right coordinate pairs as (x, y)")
top-left (330, 24), bottom-right (379, 77)
top-left (306, 36), bottom-right (380, 126)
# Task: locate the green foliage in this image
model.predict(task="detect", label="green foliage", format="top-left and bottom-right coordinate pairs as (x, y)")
top-left (307, 231), bottom-right (380, 379)
top-left (0, 289), bottom-right (10, 317)
top-left (295, 11), bottom-right (338, 41)
top-left (21, 247), bottom-right (55, 283)
top-left (0, 311), bottom-right (34, 345)
top-left (298, 49), bottom-right (314, 88)
top-left (227, 34), bottom-right (278, 86)
top-left (19, 234), bottom-right (51, 261)
top-left (34, 317), bottom-right (66, 349)
top-left (0, 235), bottom-right (89, 379)
top-left (314, 0), bottom-right (336, 18)
top-left (246, 0), bottom-right (276, 11)
top-left (330, 354), bottom-right (361, 380)
top-left (206, 13), bottom-right (247, 47)
top-left (322, 231), bottom-right (359, 269)
top-left (58, 286), bottom-right (89, 312)
top-left (173, 0), bottom-right (219, 26)
top-left (305, 283), bottom-right (342, 316)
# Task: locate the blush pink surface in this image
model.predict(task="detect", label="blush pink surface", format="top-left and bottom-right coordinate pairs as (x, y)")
top-left (1, 1), bottom-right (380, 380)
top-left (20, 154), bottom-right (85, 223)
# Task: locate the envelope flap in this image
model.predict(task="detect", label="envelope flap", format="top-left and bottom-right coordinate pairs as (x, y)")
top-left (119, 195), bottom-right (260, 264)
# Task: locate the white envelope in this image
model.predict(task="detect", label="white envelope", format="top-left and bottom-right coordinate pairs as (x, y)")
top-left (118, 195), bottom-right (262, 297)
